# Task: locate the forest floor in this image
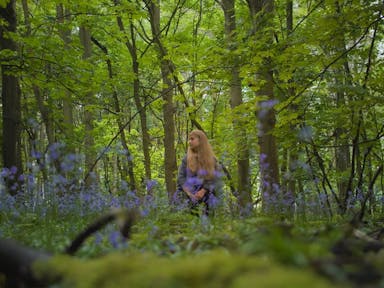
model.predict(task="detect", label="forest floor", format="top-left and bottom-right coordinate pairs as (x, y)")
top-left (2, 205), bottom-right (384, 287)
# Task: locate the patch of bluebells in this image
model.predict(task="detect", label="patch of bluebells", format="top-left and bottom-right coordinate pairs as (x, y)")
top-left (259, 150), bottom-right (337, 215)
top-left (145, 179), bottom-right (157, 192)
top-left (259, 152), bottom-right (297, 214)
top-left (206, 193), bottom-right (219, 209)
top-left (0, 143), bottom-right (168, 251)
top-left (140, 194), bottom-right (157, 217)
top-left (108, 230), bottom-right (123, 249)
top-left (171, 191), bottom-right (191, 212)
top-left (344, 190), bottom-right (364, 211)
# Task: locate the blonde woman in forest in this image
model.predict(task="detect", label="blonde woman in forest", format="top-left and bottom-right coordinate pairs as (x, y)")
top-left (174, 129), bottom-right (223, 216)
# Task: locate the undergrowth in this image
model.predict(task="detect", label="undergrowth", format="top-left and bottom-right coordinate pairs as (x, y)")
top-left (0, 146), bottom-right (382, 287)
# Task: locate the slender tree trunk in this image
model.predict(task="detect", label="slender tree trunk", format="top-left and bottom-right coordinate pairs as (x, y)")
top-left (113, 2), bottom-right (152, 192)
top-left (247, 0), bottom-right (280, 213)
top-left (79, 26), bottom-right (97, 188)
top-left (221, 0), bottom-right (252, 213)
top-left (286, 0), bottom-right (297, 202)
top-left (90, 35), bottom-right (137, 192)
top-left (330, 0), bottom-right (351, 211)
top-left (130, 27), bottom-right (152, 190)
top-left (56, 4), bottom-right (74, 141)
top-left (0, 0), bottom-right (23, 194)
top-left (113, 96), bottom-right (136, 193)
top-left (146, 0), bottom-right (177, 201)
top-left (257, 70), bottom-right (280, 213)
top-left (283, 0), bottom-right (297, 215)
top-left (23, 0), bottom-right (55, 148)
top-left (334, 93), bottom-right (350, 203)
top-left (24, 0), bottom-right (71, 188)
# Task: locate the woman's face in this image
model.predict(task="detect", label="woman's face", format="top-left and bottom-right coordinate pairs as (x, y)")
top-left (188, 134), bottom-right (200, 150)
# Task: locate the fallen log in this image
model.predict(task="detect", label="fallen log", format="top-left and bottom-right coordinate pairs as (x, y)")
top-left (0, 238), bottom-right (51, 287)
top-left (0, 208), bottom-right (137, 287)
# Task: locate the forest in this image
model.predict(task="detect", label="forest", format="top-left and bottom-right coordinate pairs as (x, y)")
top-left (0, 0), bottom-right (383, 287)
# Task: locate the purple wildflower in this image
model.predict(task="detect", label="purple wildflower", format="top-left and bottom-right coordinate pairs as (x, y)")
top-left (146, 179), bottom-right (157, 191)
top-left (109, 230), bottom-right (120, 248)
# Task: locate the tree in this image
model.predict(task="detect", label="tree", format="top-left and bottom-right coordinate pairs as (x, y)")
top-left (79, 25), bottom-right (98, 188)
top-left (56, 3), bottom-right (75, 145)
top-left (0, 0), bottom-right (22, 194)
top-left (247, 0), bottom-right (280, 213)
top-left (145, 0), bottom-right (177, 201)
top-left (113, 0), bottom-right (152, 191)
top-left (219, 0), bottom-right (252, 213)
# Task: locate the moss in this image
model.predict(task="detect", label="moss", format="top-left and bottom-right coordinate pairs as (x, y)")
top-left (33, 250), bottom-right (344, 288)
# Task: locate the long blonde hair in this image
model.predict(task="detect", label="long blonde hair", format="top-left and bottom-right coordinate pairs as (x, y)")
top-left (187, 130), bottom-right (216, 179)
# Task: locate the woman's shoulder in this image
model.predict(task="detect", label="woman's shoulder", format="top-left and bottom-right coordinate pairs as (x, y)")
top-left (180, 154), bottom-right (188, 165)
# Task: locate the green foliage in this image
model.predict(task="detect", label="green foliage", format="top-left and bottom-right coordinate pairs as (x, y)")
top-left (34, 250), bottom-right (340, 288)
top-left (0, 0), bottom-right (10, 9)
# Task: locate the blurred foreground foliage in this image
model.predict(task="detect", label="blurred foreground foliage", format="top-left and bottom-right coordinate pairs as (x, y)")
top-left (34, 249), bottom-right (338, 288)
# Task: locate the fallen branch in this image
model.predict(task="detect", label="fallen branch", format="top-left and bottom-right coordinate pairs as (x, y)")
top-left (65, 208), bottom-right (138, 255)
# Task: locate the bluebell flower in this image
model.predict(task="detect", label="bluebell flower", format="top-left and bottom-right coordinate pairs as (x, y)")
top-left (207, 194), bottom-right (219, 208)
top-left (10, 166), bottom-right (18, 175)
top-left (198, 169), bottom-right (208, 177)
top-left (109, 230), bottom-right (120, 248)
top-left (94, 233), bottom-right (103, 245)
top-left (0, 168), bottom-right (9, 178)
top-left (146, 179), bottom-right (157, 191)
top-left (259, 99), bottom-right (279, 109)
top-left (48, 143), bottom-right (64, 161)
top-left (31, 150), bottom-right (43, 160)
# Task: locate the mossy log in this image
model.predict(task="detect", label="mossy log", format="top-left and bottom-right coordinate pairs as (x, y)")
top-left (0, 238), bottom-right (51, 287)
top-left (0, 235), bottom-right (343, 288)
top-left (34, 250), bottom-right (342, 288)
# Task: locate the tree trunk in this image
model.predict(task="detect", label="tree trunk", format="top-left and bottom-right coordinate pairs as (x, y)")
top-left (79, 26), bottom-right (97, 188)
top-left (112, 79), bottom-right (136, 193)
top-left (113, 2), bottom-right (152, 192)
top-left (130, 28), bottom-right (152, 192)
top-left (89, 34), bottom-right (136, 192)
top-left (221, 0), bottom-right (252, 213)
top-left (333, 0), bottom-right (351, 211)
top-left (283, 0), bottom-right (297, 216)
top-left (146, 0), bottom-right (177, 201)
top-left (23, 1), bottom-right (55, 148)
top-left (56, 4), bottom-right (74, 141)
top-left (0, 0), bottom-right (23, 194)
top-left (247, 0), bottom-right (280, 213)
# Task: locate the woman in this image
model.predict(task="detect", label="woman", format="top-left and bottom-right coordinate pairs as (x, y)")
top-left (174, 129), bottom-right (222, 215)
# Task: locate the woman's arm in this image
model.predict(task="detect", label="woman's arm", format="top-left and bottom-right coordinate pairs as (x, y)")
top-left (194, 188), bottom-right (207, 200)
top-left (200, 161), bottom-right (223, 197)
top-left (177, 156), bottom-right (197, 201)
